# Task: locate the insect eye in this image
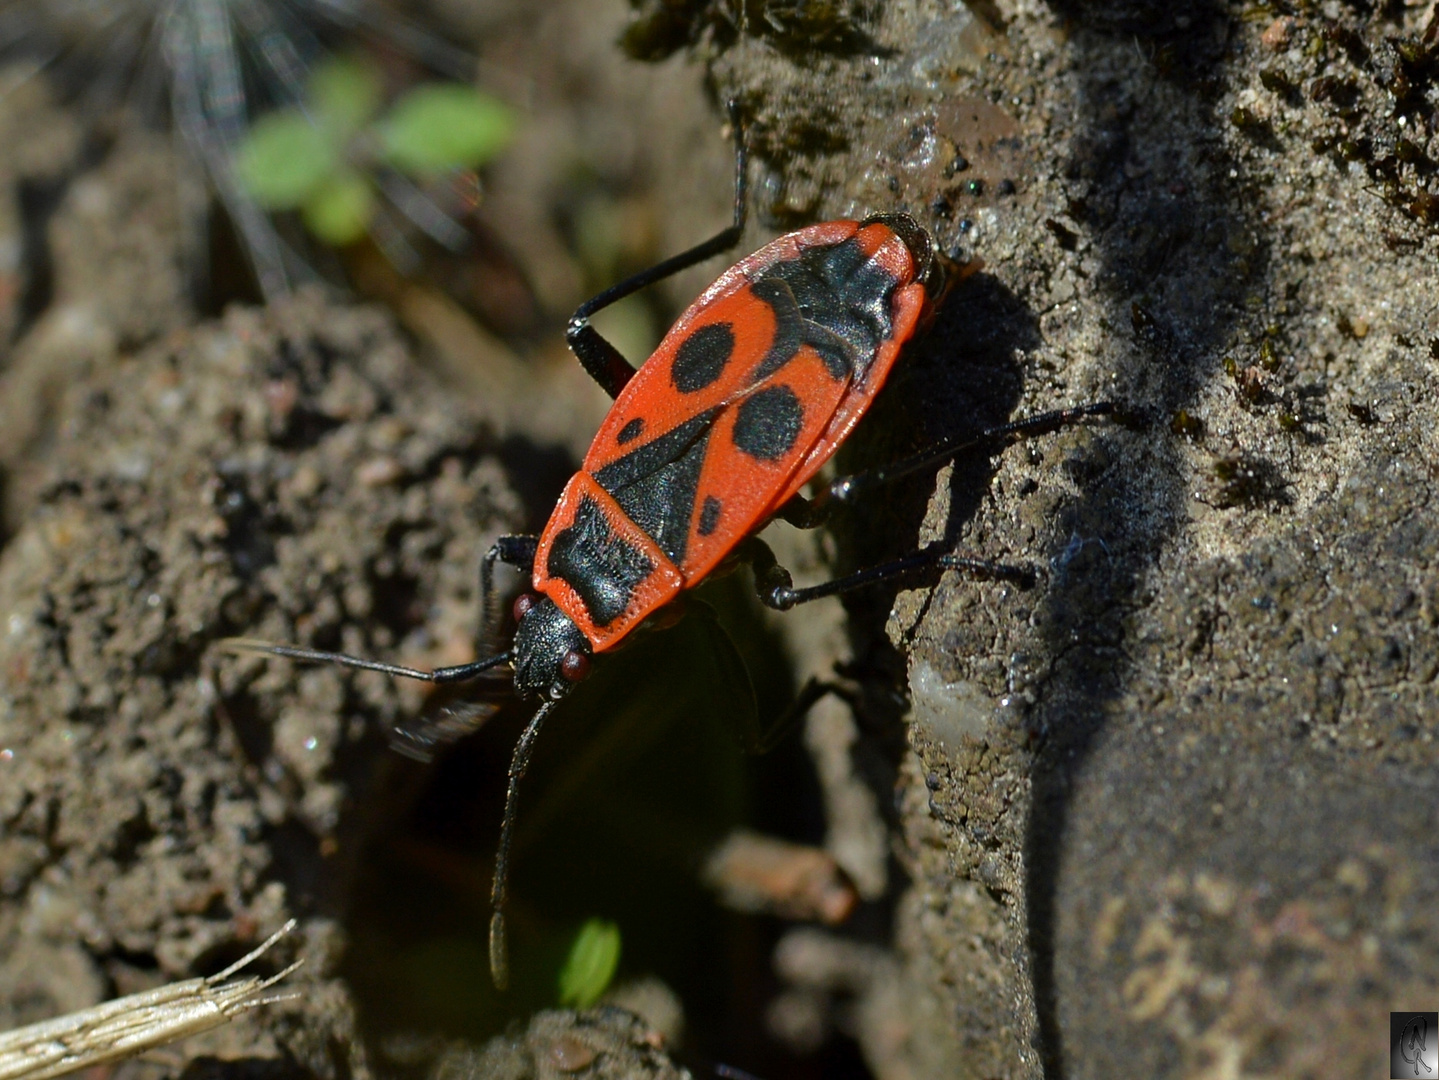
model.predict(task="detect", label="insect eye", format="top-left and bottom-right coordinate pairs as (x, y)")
top-left (513, 593), bottom-right (539, 622)
top-left (560, 650), bottom-right (590, 682)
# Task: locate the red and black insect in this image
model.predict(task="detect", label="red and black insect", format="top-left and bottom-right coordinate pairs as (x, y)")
top-left (227, 107), bottom-right (1113, 988)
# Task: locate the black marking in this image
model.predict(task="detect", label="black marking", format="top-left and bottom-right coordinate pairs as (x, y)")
top-left (671, 322), bottom-right (735, 393)
top-left (750, 236), bottom-right (899, 383)
top-left (594, 409), bottom-right (720, 566)
top-left (698, 496), bottom-right (722, 537)
top-left (733, 385), bottom-right (803, 462)
top-left (616, 417), bottom-right (644, 445)
top-left (547, 496), bottom-right (654, 627)
top-left (596, 411), bottom-right (716, 491)
top-left (749, 277), bottom-right (806, 383)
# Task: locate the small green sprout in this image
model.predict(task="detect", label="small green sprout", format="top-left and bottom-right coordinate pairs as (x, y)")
top-left (236, 111), bottom-right (340, 212)
top-left (235, 55), bottom-right (515, 247)
top-left (303, 170), bottom-right (375, 246)
top-left (310, 56), bottom-right (383, 139)
top-left (557, 918), bottom-right (621, 1008)
top-left (381, 84), bottom-right (516, 174)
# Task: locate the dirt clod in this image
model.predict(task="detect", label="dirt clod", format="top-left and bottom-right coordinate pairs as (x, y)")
top-left (432, 1009), bottom-right (688, 1080)
top-left (0, 288), bottom-right (515, 1076)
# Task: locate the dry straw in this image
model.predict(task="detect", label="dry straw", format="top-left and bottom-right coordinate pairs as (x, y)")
top-left (0, 921), bottom-right (300, 1080)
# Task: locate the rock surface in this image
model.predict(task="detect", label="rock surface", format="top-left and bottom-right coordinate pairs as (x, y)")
top-left (698, 0), bottom-right (1439, 1075)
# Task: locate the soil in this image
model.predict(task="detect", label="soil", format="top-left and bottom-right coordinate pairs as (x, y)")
top-left (428, 1008), bottom-right (688, 1080)
top-left (3, 0), bottom-right (1439, 1079)
top-left (0, 276), bottom-right (516, 1077)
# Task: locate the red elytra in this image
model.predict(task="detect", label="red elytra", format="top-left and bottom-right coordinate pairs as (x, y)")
top-left (532, 217), bottom-right (934, 653)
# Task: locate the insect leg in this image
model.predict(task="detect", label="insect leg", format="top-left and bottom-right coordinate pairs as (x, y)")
top-left (747, 676), bottom-right (852, 754)
top-left (479, 535), bottom-right (538, 648)
top-left (731, 537), bottom-right (1024, 753)
top-left (337, 539), bottom-right (538, 761)
top-left (566, 101), bottom-right (749, 399)
top-left (777, 401), bottom-right (1119, 528)
top-left (689, 595), bottom-right (844, 753)
top-left (740, 536), bottom-right (1033, 612)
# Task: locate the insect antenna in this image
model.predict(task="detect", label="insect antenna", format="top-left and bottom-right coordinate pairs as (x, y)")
top-left (220, 638), bottom-right (511, 683)
top-left (487, 697), bottom-right (557, 991)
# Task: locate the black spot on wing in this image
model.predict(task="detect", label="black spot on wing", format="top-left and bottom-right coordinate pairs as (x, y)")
top-left (749, 235), bottom-right (900, 383)
top-left (697, 495), bottom-right (722, 537)
top-left (672, 322), bottom-right (735, 393)
top-left (733, 385), bottom-right (804, 462)
top-left (546, 496), bottom-right (654, 627)
top-left (616, 417), bottom-right (644, 444)
top-left (594, 408), bottom-right (720, 566)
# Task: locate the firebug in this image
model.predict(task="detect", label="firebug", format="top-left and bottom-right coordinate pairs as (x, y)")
top-left (225, 104), bottom-right (1115, 988)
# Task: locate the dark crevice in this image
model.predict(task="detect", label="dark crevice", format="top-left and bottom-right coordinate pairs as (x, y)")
top-left (197, 200), bottom-right (266, 317)
top-left (11, 129), bottom-right (112, 344)
top-left (178, 1055), bottom-right (316, 1080)
top-left (495, 434), bottom-right (582, 533)
top-left (215, 474), bottom-right (279, 580)
top-left (264, 817), bottom-right (328, 913)
top-left (266, 406), bottom-right (346, 451)
top-left (13, 176), bottom-right (63, 343)
top-left (222, 686), bottom-right (274, 767)
top-left (369, 563), bottom-right (426, 639)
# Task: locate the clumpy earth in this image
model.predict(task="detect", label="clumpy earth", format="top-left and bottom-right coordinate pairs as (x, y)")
top-left (0, 286), bottom-right (517, 1076)
top-left (4, 0), bottom-right (1439, 1078)
top-left (428, 1008), bottom-right (689, 1080)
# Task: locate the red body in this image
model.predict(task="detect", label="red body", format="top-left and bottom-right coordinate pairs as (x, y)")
top-left (532, 217), bottom-right (935, 653)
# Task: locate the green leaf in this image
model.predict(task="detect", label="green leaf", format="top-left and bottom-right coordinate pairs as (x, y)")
top-left (381, 85), bottom-right (515, 173)
top-left (309, 55), bottom-right (383, 138)
top-left (302, 170), bottom-right (374, 245)
top-left (557, 918), bottom-right (621, 1008)
top-left (236, 109), bottom-right (337, 209)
